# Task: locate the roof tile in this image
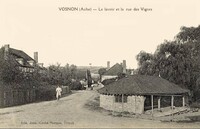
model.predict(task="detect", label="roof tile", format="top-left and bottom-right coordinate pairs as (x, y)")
top-left (98, 75), bottom-right (189, 95)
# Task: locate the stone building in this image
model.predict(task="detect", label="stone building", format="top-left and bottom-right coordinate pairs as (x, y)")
top-left (98, 75), bottom-right (189, 114)
top-left (101, 60), bottom-right (126, 82)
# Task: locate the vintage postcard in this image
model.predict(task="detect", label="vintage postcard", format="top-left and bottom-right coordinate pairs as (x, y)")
top-left (0, 0), bottom-right (200, 128)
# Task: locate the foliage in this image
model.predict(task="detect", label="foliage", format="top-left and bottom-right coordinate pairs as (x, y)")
top-left (98, 68), bottom-right (107, 81)
top-left (76, 69), bottom-right (87, 80)
top-left (0, 47), bottom-right (24, 84)
top-left (70, 80), bottom-right (83, 90)
top-left (45, 63), bottom-right (90, 91)
top-left (117, 72), bottom-right (126, 79)
top-left (102, 78), bottom-right (117, 85)
top-left (176, 25), bottom-right (200, 42)
top-left (136, 25), bottom-right (200, 100)
top-left (86, 69), bottom-right (92, 87)
top-left (47, 63), bottom-right (63, 85)
top-left (36, 85), bottom-right (57, 101)
top-left (190, 101), bottom-right (200, 108)
top-left (136, 50), bottom-right (155, 76)
top-left (69, 64), bottom-right (78, 79)
top-left (46, 63), bottom-right (79, 85)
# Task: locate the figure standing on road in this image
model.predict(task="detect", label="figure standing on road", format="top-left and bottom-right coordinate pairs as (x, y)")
top-left (56, 85), bottom-right (62, 100)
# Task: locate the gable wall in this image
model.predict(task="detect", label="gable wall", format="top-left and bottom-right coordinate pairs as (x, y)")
top-left (100, 94), bottom-right (145, 114)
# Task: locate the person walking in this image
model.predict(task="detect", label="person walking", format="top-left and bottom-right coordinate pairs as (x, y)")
top-left (56, 85), bottom-right (62, 100)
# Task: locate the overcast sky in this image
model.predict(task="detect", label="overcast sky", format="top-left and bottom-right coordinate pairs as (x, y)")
top-left (0, 0), bottom-right (199, 69)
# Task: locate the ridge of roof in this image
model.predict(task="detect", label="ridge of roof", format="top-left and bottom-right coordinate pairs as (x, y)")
top-left (10, 48), bottom-right (34, 61)
top-left (98, 75), bottom-right (189, 95)
top-left (103, 63), bottom-right (123, 75)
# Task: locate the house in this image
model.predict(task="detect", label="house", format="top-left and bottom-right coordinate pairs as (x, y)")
top-left (0, 44), bottom-right (45, 107)
top-left (101, 60), bottom-right (126, 82)
top-left (91, 73), bottom-right (100, 83)
top-left (3, 44), bottom-right (45, 73)
top-left (98, 75), bottom-right (189, 114)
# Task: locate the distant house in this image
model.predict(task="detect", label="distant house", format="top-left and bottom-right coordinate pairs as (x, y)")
top-left (101, 60), bottom-right (126, 82)
top-left (91, 73), bottom-right (100, 83)
top-left (98, 75), bottom-right (189, 114)
top-left (0, 44), bottom-right (45, 107)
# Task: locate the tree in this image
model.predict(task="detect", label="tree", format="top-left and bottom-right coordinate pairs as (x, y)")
top-left (46, 63), bottom-right (81, 85)
top-left (98, 68), bottom-right (107, 81)
top-left (0, 47), bottom-right (22, 83)
top-left (86, 69), bottom-right (92, 88)
top-left (70, 80), bottom-right (82, 90)
top-left (176, 25), bottom-right (200, 42)
top-left (117, 72), bottom-right (126, 79)
top-left (136, 25), bottom-right (200, 101)
top-left (175, 26), bottom-right (200, 91)
top-left (136, 51), bottom-right (155, 75)
top-left (69, 64), bottom-right (77, 79)
top-left (154, 41), bottom-right (193, 87)
top-left (47, 63), bottom-right (63, 85)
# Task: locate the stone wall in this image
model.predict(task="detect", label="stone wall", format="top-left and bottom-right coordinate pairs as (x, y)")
top-left (100, 94), bottom-right (145, 114)
top-left (100, 94), bottom-right (114, 111)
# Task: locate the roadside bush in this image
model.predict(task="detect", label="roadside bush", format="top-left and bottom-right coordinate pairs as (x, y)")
top-left (117, 72), bottom-right (126, 79)
top-left (70, 81), bottom-right (83, 90)
top-left (193, 90), bottom-right (200, 101)
top-left (102, 78), bottom-right (117, 85)
top-left (190, 102), bottom-right (200, 108)
top-left (36, 85), bottom-right (56, 101)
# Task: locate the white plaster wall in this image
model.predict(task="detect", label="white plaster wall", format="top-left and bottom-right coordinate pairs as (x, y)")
top-left (100, 94), bottom-right (145, 114)
top-left (101, 75), bottom-right (118, 82)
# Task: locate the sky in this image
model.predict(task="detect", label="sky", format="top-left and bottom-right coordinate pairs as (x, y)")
top-left (0, 0), bottom-right (199, 69)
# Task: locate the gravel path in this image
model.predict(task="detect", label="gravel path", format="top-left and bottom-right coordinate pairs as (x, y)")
top-left (0, 89), bottom-right (199, 128)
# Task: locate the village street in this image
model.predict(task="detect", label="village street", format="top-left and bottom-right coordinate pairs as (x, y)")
top-left (0, 89), bottom-right (199, 128)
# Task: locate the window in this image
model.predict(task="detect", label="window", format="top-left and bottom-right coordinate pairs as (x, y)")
top-left (115, 95), bottom-right (127, 103)
top-left (30, 68), bottom-right (34, 73)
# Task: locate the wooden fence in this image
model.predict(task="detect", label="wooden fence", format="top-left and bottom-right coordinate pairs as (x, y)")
top-left (0, 85), bottom-right (71, 108)
top-left (0, 89), bottom-right (36, 107)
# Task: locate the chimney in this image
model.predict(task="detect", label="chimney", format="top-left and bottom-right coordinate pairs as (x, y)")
top-left (107, 61), bottom-right (110, 69)
top-left (122, 60), bottom-right (126, 74)
top-left (4, 44), bottom-right (10, 60)
top-left (34, 52), bottom-right (38, 63)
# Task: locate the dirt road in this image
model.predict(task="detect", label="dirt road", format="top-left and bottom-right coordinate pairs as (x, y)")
top-left (0, 89), bottom-right (199, 128)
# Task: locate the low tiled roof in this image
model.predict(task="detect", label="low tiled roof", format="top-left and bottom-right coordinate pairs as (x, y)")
top-left (98, 75), bottom-right (189, 95)
top-left (104, 63), bottom-right (123, 75)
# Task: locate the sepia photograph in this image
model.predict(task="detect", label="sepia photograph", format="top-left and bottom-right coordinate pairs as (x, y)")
top-left (0, 0), bottom-right (200, 128)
